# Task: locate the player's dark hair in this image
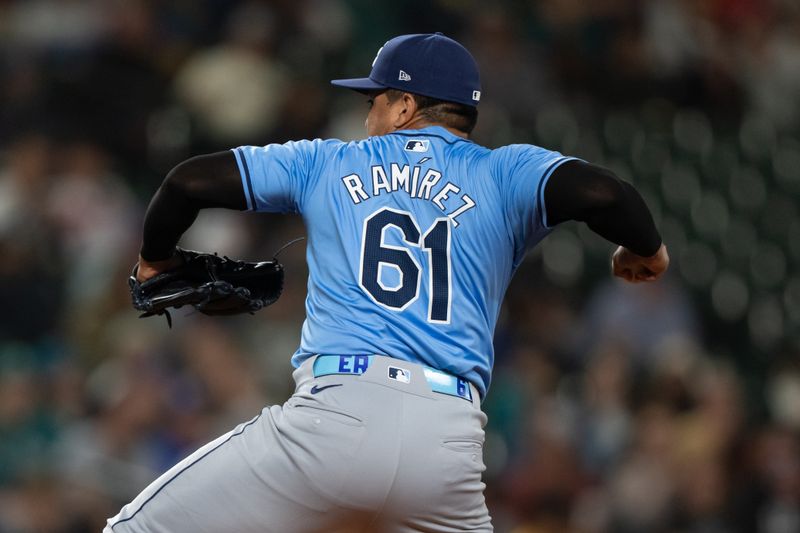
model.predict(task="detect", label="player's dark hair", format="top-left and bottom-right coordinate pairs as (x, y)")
top-left (385, 89), bottom-right (478, 135)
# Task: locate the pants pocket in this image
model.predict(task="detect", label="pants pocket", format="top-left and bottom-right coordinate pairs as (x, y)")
top-left (441, 438), bottom-right (484, 453)
top-left (288, 402), bottom-right (364, 427)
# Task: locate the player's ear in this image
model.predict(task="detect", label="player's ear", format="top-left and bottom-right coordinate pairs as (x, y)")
top-left (392, 92), bottom-right (418, 128)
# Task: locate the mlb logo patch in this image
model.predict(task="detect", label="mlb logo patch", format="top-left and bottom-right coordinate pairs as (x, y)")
top-left (404, 139), bottom-right (429, 152)
top-left (388, 366), bottom-right (411, 384)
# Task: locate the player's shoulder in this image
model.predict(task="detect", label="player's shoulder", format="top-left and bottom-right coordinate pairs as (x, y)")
top-left (274, 137), bottom-right (352, 167)
top-left (287, 137), bottom-right (347, 152)
top-left (488, 142), bottom-right (568, 178)
top-left (308, 135), bottom-right (392, 154)
top-left (490, 142), bottom-right (554, 164)
top-left (246, 137), bottom-right (346, 157)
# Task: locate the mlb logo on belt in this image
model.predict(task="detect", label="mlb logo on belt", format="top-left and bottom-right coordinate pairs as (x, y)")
top-left (388, 366), bottom-right (411, 383)
top-left (404, 139), bottom-right (429, 152)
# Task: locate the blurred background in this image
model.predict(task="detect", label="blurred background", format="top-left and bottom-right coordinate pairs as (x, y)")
top-left (0, 0), bottom-right (799, 531)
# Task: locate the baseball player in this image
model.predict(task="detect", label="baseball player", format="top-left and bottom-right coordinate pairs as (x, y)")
top-left (107, 33), bottom-right (668, 532)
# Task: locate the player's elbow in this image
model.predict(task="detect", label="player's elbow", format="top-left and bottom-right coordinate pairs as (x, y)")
top-left (546, 161), bottom-right (637, 225)
top-left (162, 156), bottom-right (204, 198)
top-left (581, 166), bottom-right (631, 211)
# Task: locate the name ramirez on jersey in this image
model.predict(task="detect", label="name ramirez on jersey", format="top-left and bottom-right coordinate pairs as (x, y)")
top-left (341, 163), bottom-right (476, 226)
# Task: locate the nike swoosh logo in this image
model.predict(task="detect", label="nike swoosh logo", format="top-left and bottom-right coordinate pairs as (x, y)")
top-left (310, 384), bottom-right (343, 394)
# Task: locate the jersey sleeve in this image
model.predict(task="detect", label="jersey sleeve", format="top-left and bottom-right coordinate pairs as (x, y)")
top-left (232, 139), bottom-right (328, 214)
top-left (491, 144), bottom-right (578, 248)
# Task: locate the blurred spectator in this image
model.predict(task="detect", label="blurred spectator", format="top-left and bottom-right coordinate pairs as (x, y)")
top-left (578, 346), bottom-right (633, 475)
top-left (176, 321), bottom-right (267, 433)
top-left (46, 141), bottom-right (138, 308)
top-left (728, 425), bottom-right (800, 533)
top-left (0, 344), bottom-right (58, 485)
top-left (736, 2), bottom-right (800, 130)
top-left (766, 361), bottom-right (800, 431)
top-left (468, 8), bottom-right (557, 135)
top-left (2, 0), bottom-right (108, 52)
top-left (0, 135), bottom-right (65, 341)
top-left (573, 276), bottom-right (700, 368)
top-left (607, 402), bottom-right (677, 532)
top-left (173, 1), bottom-right (288, 147)
top-left (54, 348), bottom-right (167, 530)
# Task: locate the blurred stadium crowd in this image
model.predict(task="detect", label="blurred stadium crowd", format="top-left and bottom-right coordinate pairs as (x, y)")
top-left (0, 0), bottom-right (799, 531)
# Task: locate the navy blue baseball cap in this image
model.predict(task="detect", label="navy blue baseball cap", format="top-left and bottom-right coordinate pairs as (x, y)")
top-left (331, 33), bottom-right (482, 107)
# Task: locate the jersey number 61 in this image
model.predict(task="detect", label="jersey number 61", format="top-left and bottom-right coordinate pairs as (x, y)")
top-left (359, 207), bottom-right (452, 324)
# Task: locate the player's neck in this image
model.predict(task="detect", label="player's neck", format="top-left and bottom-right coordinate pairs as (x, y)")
top-left (395, 117), bottom-right (469, 139)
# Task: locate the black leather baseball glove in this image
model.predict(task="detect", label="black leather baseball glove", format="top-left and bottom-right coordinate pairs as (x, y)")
top-left (129, 248), bottom-right (284, 326)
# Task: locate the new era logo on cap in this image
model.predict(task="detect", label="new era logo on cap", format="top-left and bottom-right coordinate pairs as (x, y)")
top-left (399, 70), bottom-right (411, 81)
top-left (472, 90), bottom-right (481, 102)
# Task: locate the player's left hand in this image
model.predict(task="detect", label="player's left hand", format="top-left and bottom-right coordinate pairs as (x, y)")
top-left (136, 253), bottom-right (184, 283)
top-left (129, 248), bottom-right (284, 326)
top-left (612, 243), bottom-right (669, 283)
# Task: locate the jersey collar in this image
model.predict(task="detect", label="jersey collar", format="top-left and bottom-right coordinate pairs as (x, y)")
top-left (388, 125), bottom-right (472, 144)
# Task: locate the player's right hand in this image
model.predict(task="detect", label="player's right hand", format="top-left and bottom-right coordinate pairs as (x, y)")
top-left (611, 244), bottom-right (669, 283)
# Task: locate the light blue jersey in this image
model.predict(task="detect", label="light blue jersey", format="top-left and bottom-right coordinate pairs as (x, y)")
top-left (234, 126), bottom-right (575, 397)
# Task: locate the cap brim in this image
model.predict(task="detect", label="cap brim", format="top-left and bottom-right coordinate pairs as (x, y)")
top-left (330, 77), bottom-right (387, 94)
